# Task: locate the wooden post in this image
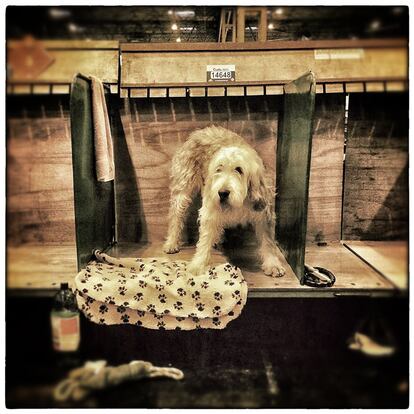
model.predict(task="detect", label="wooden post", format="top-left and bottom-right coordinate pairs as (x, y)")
top-left (236, 7), bottom-right (245, 43)
top-left (258, 8), bottom-right (267, 42)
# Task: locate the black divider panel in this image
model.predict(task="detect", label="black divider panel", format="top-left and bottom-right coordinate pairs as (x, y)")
top-left (70, 74), bottom-right (115, 270)
top-left (276, 72), bottom-right (316, 282)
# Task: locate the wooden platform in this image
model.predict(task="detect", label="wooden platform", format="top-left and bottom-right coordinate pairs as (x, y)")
top-left (107, 242), bottom-right (397, 297)
top-left (7, 242), bottom-right (402, 297)
top-left (343, 241), bottom-right (408, 290)
top-left (7, 244), bottom-right (77, 295)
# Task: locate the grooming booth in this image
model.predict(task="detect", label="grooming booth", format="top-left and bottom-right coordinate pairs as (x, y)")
top-left (7, 39), bottom-right (408, 299)
top-left (70, 40), bottom-right (407, 299)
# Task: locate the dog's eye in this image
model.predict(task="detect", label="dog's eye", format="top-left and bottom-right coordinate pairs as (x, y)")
top-left (235, 167), bottom-right (243, 175)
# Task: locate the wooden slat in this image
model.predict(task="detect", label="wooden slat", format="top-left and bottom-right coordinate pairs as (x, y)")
top-left (265, 85), bottom-right (284, 95)
top-left (7, 98), bottom-right (76, 246)
top-left (8, 40), bottom-right (119, 50)
top-left (121, 47), bottom-right (407, 88)
top-left (342, 93), bottom-right (408, 240)
top-left (305, 243), bottom-right (394, 291)
top-left (149, 88), bottom-right (167, 98)
top-left (343, 241), bottom-right (408, 290)
top-left (120, 38), bottom-right (407, 52)
top-left (207, 87), bottom-right (225, 97)
top-left (307, 94), bottom-right (345, 244)
top-left (189, 87), bottom-right (206, 97)
top-left (7, 245), bottom-right (77, 290)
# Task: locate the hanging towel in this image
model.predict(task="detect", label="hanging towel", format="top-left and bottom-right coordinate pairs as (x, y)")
top-left (74, 250), bottom-right (248, 330)
top-left (90, 76), bottom-right (115, 182)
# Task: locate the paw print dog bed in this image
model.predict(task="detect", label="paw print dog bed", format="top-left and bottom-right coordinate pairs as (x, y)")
top-left (74, 251), bottom-right (248, 330)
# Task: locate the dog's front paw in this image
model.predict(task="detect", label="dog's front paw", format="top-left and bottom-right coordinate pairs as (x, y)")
top-left (187, 258), bottom-right (207, 276)
top-left (262, 258), bottom-right (285, 278)
top-left (163, 241), bottom-right (180, 254)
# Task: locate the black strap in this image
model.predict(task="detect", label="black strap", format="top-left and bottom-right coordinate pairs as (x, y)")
top-left (302, 265), bottom-right (336, 288)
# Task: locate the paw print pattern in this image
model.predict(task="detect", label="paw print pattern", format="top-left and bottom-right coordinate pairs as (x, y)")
top-left (121, 314), bottom-right (130, 323)
top-left (86, 296), bottom-right (95, 305)
top-left (224, 264), bottom-right (232, 272)
top-left (118, 279), bottom-right (127, 285)
top-left (133, 292), bottom-right (144, 301)
top-left (192, 291), bottom-right (201, 300)
top-left (224, 280), bottom-right (235, 286)
top-left (177, 288), bottom-right (186, 297)
top-left (158, 294), bottom-right (167, 303)
top-left (105, 296), bottom-right (115, 305)
top-left (99, 304), bottom-right (108, 314)
top-left (166, 280), bottom-right (174, 286)
top-left (230, 272), bottom-right (239, 279)
top-left (208, 271), bottom-right (218, 280)
top-left (173, 301), bottom-right (183, 310)
top-left (201, 281), bottom-right (209, 289)
top-left (99, 318), bottom-right (106, 324)
top-left (196, 303), bottom-right (205, 312)
top-left (213, 306), bottom-right (221, 316)
top-left (117, 305), bottom-right (126, 314)
top-left (214, 292), bottom-right (223, 301)
top-left (147, 304), bottom-right (156, 313)
top-left (212, 317), bottom-right (221, 326)
top-left (187, 278), bottom-right (196, 287)
top-left (138, 281), bottom-right (147, 288)
top-left (137, 310), bottom-right (145, 317)
top-left (156, 284), bottom-right (165, 291)
top-left (232, 290), bottom-right (241, 298)
top-left (157, 321), bottom-right (166, 330)
top-left (118, 286), bottom-right (127, 296)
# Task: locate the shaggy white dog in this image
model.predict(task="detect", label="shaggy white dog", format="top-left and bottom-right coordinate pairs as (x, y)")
top-left (164, 126), bottom-right (286, 277)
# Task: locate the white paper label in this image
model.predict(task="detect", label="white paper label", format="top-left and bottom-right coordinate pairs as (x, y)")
top-left (207, 65), bottom-right (236, 82)
top-left (314, 49), bottom-right (365, 60)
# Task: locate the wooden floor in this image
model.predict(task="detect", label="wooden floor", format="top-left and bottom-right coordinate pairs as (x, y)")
top-left (108, 242), bottom-right (396, 297)
top-left (7, 241), bottom-right (404, 297)
top-left (343, 241), bottom-right (408, 290)
top-left (7, 244), bottom-right (78, 293)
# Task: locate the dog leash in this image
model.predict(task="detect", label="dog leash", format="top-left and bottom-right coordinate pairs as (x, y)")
top-left (302, 264), bottom-right (336, 287)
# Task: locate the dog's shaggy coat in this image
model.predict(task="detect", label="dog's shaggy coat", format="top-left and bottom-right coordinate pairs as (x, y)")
top-left (164, 126), bottom-right (286, 277)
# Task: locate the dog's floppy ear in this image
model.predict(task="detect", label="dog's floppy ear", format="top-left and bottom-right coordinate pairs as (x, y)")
top-left (248, 161), bottom-right (270, 212)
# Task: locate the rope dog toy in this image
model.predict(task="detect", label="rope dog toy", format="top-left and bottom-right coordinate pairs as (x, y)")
top-left (54, 360), bottom-right (184, 402)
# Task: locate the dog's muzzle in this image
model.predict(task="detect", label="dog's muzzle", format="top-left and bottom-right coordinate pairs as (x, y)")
top-left (218, 190), bottom-right (230, 204)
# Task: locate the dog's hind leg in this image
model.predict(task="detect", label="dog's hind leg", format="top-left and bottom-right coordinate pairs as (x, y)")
top-left (164, 190), bottom-right (193, 253)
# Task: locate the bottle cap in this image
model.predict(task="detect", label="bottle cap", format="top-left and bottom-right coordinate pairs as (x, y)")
top-left (61, 282), bottom-right (69, 290)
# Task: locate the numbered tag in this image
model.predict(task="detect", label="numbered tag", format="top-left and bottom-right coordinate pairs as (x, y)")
top-left (207, 65), bottom-right (236, 82)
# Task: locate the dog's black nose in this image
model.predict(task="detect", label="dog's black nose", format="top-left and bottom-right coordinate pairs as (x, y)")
top-left (219, 190), bottom-right (230, 201)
